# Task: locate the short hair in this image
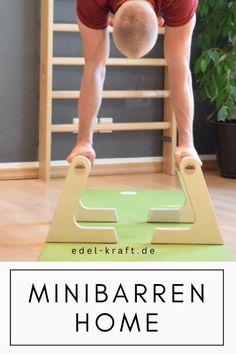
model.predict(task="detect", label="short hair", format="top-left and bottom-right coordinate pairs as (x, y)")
top-left (113, 0), bottom-right (158, 59)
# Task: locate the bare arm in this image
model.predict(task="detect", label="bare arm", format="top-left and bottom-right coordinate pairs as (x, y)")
top-left (67, 18), bottom-right (109, 163)
top-left (164, 15), bottom-right (202, 165)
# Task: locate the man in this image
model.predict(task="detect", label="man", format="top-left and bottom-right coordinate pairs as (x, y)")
top-left (67, 0), bottom-right (202, 167)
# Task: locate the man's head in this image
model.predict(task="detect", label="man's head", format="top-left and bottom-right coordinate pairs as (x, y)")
top-left (113, 0), bottom-right (158, 59)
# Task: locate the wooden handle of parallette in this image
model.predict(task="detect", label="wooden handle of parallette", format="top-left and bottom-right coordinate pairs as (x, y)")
top-left (178, 157), bottom-right (201, 174)
top-left (71, 156), bottom-right (91, 170)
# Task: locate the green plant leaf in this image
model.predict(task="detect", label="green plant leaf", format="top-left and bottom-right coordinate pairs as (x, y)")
top-left (200, 58), bottom-right (208, 73)
top-left (217, 106), bottom-right (228, 121)
top-left (219, 54), bottom-right (227, 63)
top-left (194, 57), bottom-right (203, 75)
top-left (207, 49), bottom-right (220, 64)
top-left (231, 86), bottom-right (236, 100)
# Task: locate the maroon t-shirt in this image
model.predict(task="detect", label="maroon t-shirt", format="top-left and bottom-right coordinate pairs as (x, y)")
top-left (76, 0), bottom-right (199, 29)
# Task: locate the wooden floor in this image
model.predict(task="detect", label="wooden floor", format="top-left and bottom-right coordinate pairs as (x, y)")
top-left (0, 170), bottom-right (235, 261)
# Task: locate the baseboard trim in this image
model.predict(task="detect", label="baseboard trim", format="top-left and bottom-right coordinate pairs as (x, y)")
top-left (0, 155), bottom-right (217, 180)
top-left (0, 167), bottom-right (39, 180)
top-left (202, 159), bottom-right (218, 171)
top-left (51, 161), bottom-right (163, 178)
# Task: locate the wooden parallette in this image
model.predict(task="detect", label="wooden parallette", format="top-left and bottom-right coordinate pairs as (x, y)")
top-left (47, 156), bottom-right (118, 243)
top-left (150, 157), bottom-right (223, 245)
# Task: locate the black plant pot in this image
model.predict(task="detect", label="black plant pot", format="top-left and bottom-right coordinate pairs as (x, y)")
top-left (212, 120), bottom-right (236, 179)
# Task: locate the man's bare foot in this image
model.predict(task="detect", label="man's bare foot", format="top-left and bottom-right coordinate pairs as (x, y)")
top-left (175, 145), bottom-right (202, 167)
top-left (67, 143), bottom-right (96, 165)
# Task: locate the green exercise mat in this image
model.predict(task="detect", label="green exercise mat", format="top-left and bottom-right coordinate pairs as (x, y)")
top-left (39, 189), bottom-right (234, 262)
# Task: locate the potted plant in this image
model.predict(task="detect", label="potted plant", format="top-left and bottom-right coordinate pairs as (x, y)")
top-left (194, 0), bottom-right (236, 178)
